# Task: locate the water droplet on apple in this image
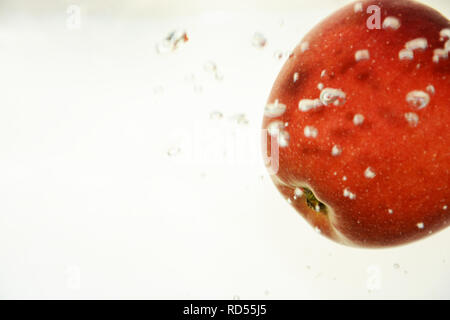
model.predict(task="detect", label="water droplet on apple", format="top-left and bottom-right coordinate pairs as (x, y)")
top-left (382, 17), bottom-right (401, 30)
top-left (406, 91), bottom-right (430, 110)
top-left (304, 126), bottom-right (318, 138)
top-left (399, 49), bottom-right (414, 60)
top-left (364, 167), bottom-right (376, 179)
top-left (299, 99), bottom-right (322, 112)
top-left (404, 112), bottom-right (419, 127)
top-left (265, 99), bottom-right (287, 117)
top-left (417, 222), bottom-right (425, 229)
top-left (320, 88), bottom-right (346, 106)
top-left (405, 38), bottom-right (428, 51)
top-left (331, 145), bottom-right (342, 156)
top-left (355, 49), bottom-right (370, 62)
top-left (353, 114), bottom-right (365, 126)
top-left (343, 188), bottom-right (356, 200)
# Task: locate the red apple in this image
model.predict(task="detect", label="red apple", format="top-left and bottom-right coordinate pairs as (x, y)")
top-left (262, 0), bottom-right (450, 247)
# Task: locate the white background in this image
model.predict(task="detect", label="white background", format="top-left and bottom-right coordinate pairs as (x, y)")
top-left (0, 0), bottom-right (449, 299)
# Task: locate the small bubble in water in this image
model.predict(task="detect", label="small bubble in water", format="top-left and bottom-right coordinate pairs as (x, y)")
top-left (252, 32), bottom-right (267, 48)
top-left (265, 99), bottom-right (287, 118)
top-left (354, 2), bottom-right (363, 13)
top-left (440, 28), bottom-right (450, 40)
top-left (364, 167), bottom-right (376, 179)
top-left (267, 121), bottom-right (285, 136)
top-left (304, 126), bottom-right (318, 138)
top-left (353, 114), bottom-right (365, 126)
top-left (399, 49), bottom-right (414, 60)
top-left (278, 130), bottom-right (290, 147)
top-left (331, 145), bottom-right (342, 156)
top-left (404, 112), bottom-right (419, 127)
top-left (294, 187), bottom-right (304, 197)
top-left (300, 42), bottom-right (309, 53)
top-left (417, 222), bottom-right (424, 229)
top-left (156, 29), bottom-right (188, 54)
top-left (405, 38), bottom-right (428, 51)
top-left (393, 263), bottom-right (400, 269)
top-left (432, 48), bottom-right (448, 63)
top-left (320, 88), bottom-right (346, 106)
top-left (426, 85), bottom-right (435, 95)
top-left (299, 99), bottom-right (322, 112)
top-left (232, 113), bottom-right (249, 125)
top-left (406, 90), bottom-right (430, 110)
top-left (355, 49), bottom-right (370, 62)
top-left (293, 72), bottom-right (299, 83)
top-left (382, 17), bottom-right (401, 30)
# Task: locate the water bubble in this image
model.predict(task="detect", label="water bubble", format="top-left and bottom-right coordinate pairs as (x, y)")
top-left (364, 167), bottom-right (376, 179)
top-left (382, 17), bottom-right (401, 30)
top-left (354, 2), bottom-right (363, 13)
top-left (432, 48), bottom-right (448, 63)
top-left (267, 121), bottom-right (285, 136)
top-left (294, 187), bottom-right (304, 197)
top-left (406, 90), bottom-right (430, 110)
top-left (426, 85), bottom-right (435, 95)
top-left (417, 222), bottom-right (424, 229)
top-left (320, 88), bottom-right (347, 106)
top-left (252, 32), bottom-right (267, 48)
top-left (355, 49), bottom-right (370, 62)
top-left (298, 99), bottom-right (322, 112)
top-left (317, 83), bottom-right (324, 90)
top-left (443, 205), bottom-right (448, 210)
top-left (405, 38), bottom-right (428, 51)
top-left (293, 72), bottom-right (299, 83)
top-left (331, 145), bottom-right (342, 156)
top-left (278, 130), bottom-right (290, 148)
top-left (300, 41), bottom-right (309, 53)
top-left (343, 188), bottom-right (356, 200)
top-left (353, 114), bottom-right (365, 126)
top-left (321, 70), bottom-right (327, 78)
top-left (404, 112), bottom-right (419, 127)
top-left (265, 99), bottom-right (287, 118)
top-left (156, 29), bottom-right (188, 54)
top-left (440, 28), bottom-right (450, 40)
top-left (304, 126), bottom-right (318, 138)
top-left (388, 209), bottom-right (394, 214)
top-left (399, 49), bottom-right (414, 60)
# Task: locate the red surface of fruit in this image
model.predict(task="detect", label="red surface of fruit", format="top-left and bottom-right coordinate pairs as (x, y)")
top-left (262, 0), bottom-right (450, 247)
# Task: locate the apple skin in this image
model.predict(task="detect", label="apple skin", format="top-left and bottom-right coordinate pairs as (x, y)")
top-left (263, 0), bottom-right (450, 247)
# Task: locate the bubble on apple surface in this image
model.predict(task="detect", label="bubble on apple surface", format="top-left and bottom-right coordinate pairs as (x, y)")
top-left (265, 99), bottom-right (287, 118)
top-left (156, 29), bottom-right (188, 54)
top-left (278, 130), bottom-right (290, 148)
top-left (355, 49), bottom-right (370, 62)
top-left (440, 28), bottom-right (450, 40)
top-left (388, 209), bottom-right (394, 214)
top-left (287, 198), bottom-right (292, 204)
top-left (353, 114), bottom-right (365, 126)
top-left (300, 41), bottom-right (309, 53)
top-left (320, 88), bottom-right (346, 106)
top-left (294, 187), bottom-right (304, 198)
top-left (267, 120), bottom-right (285, 136)
top-left (252, 32), bottom-right (267, 48)
top-left (382, 17), bottom-right (401, 30)
top-left (353, 2), bottom-right (363, 13)
top-left (342, 176), bottom-right (347, 181)
top-left (417, 222), bottom-right (425, 229)
top-left (317, 83), bottom-right (324, 91)
top-left (304, 126), bottom-right (318, 138)
top-left (406, 90), bottom-right (430, 110)
top-left (399, 49), bottom-right (414, 60)
top-left (331, 145), bottom-right (342, 156)
top-left (343, 188), bottom-right (356, 200)
top-left (426, 85), bottom-right (435, 95)
top-left (405, 38), bottom-right (428, 51)
top-left (445, 40), bottom-right (450, 51)
top-left (432, 48), bottom-right (448, 63)
top-left (299, 99), bottom-right (322, 112)
top-left (293, 72), bottom-right (299, 83)
top-left (404, 112), bottom-right (419, 127)
top-left (320, 70), bottom-right (327, 78)
top-left (314, 226), bottom-right (321, 233)
top-left (443, 205), bottom-right (448, 210)
top-left (364, 167), bottom-right (376, 179)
